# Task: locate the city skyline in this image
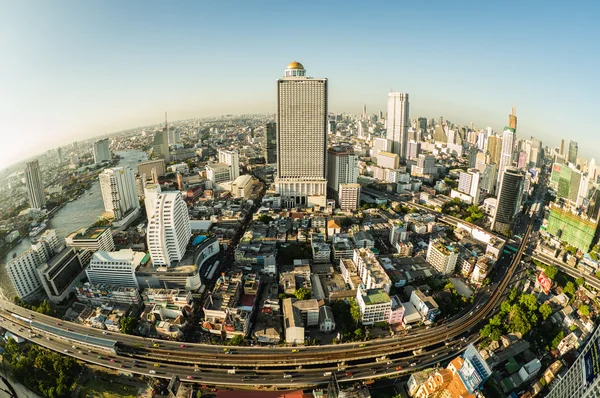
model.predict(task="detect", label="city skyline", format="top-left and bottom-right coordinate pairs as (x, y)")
top-left (1, 1), bottom-right (599, 171)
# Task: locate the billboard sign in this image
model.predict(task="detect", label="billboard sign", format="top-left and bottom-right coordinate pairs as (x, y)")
top-left (537, 271), bottom-right (552, 294)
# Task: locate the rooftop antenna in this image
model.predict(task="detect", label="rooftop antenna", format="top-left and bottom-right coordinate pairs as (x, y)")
top-left (511, 106), bottom-right (516, 116)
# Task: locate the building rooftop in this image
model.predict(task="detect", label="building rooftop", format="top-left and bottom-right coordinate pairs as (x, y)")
top-left (91, 249), bottom-right (145, 264)
top-left (361, 289), bottom-right (391, 306)
top-left (67, 226), bottom-right (110, 240)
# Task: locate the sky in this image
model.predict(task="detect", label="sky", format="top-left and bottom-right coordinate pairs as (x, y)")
top-left (1, 1), bottom-right (599, 170)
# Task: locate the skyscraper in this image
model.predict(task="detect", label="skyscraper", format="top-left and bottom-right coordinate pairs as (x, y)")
top-left (492, 168), bottom-right (524, 234)
top-left (218, 149), bottom-right (240, 181)
top-left (486, 135), bottom-right (503, 165)
top-left (25, 159), bottom-right (46, 209)
top-left (275, 61), bottom-right (328, 208)
top-left (458, 169), bottom-right (481, 204)
top-left (568, 140), bottom-right (579, 164)
top-left (559, 139), bottom-right (565, 157)
top-left (99, 167), bottom-right (139, 221)
top-left (386, 92), bottom-right (410, 163)
top-left (497, 127), bottom-right (516, 188)
top-left (327, 146), bottom-right (358, 197)
top-left (264, 122), bottom-right (276, 164)
top-left (147, 192), bottom-right (191, 266)
top-left (93, 138), bottom-right (111, 164)
top-left (152, 118), bottom-right (170, 162)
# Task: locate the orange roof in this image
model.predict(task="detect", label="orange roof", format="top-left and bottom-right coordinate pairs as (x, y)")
top-left (327, 219), bottom-right (341, 228)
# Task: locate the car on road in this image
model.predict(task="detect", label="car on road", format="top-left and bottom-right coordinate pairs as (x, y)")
top-left (154, 363), bottom-right (160, 367)
top-left (323, 372), bottom-right (332, 376)
top-left (66, 328), bottom-right (71, 331)
top-left (56, 322), bottom-right (61, 326)
top-left (291, 349), bottom-right (299, 353)
top-left (187, 376), bottom-right (194, 380)
top-left (283, 374), bottom-right (292, 379)
top-left (149, 370), bottom-right (156, 374)
top-left (410, 363), bottom-right (416, 367)
top-left (153, 343), bottom-right (160, 348)
top-left (97, 356), bottom-right (103, 359)
top-left (345, 371), bottom-right (353, 376)
top-left (110, 359), bottom-right (115, 363)
top-left (102, 331), bottom-right (108, 335)
top-left (180, 344), bottom-right (186, 348)
top-left (396, 366), bottom-right (403, 371)
top-left (359, 343), bottom-right (366, 347)
top-left (63, 349), bottom-right (69, 353)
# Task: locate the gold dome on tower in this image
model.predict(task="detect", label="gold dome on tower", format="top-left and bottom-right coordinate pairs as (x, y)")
top-left (286, 61), bottom-right (305, 70)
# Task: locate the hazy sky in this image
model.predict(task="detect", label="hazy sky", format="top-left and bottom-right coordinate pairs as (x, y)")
top-left (1, 1), bottom-right (599, 170)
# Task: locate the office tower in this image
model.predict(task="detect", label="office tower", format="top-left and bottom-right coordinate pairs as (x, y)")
top-left (386, 92), bottom-right (410, 163)
top-left (498, 127), bottom-right (516, 187)
top-left (492, 168), bottom-right (524, 234)
top-left (559, 139), bottom-right (565, 157)
top-left (338, 183), bottom-right (360, 211)
top-left (275, 61), bottom-right (328, 207)
top-left (86, 249), bottom-right (143, 288)
top-left (357, 120), bottom-right (366, 139)
top-left (264, 122), bottom-right (277, 164)
top-left (568, 140), bottom-right (578, 164)
top-left (548, 315), bottom-right (600, 397)
top-left (417, 117), bottom-right (427, 133)
top-left (508, 107), bottom-right (517, 130)
top-left (458, 169), bottom-right (481, 204)
top-left (590, 158), bottom-right (598, 183)
top-left (327, 146), bottom-right (358, 196)
top-left (528, 138), bottom-right (543, 168)
top-left (218, 149), bottom-right (240, 181)
top-left (551, 163), bottom-right (584, 205)
top-left (361, 104), bottom-right (367, 119)
top-left (7, 230), bottom-right (60, 299)
top-left (25, 159), bottom-right (46, 209)
top-left (468, 147), bottom-right (479, 169)
top-left (147, 192), bottom-right (191, 266)
top-left (475, 152), bottom-right (489, 172)
top-left (205, 163), bottom-right (232, 184)
top-left (372, 137), bottom-right (392, 159)
top-left (486, 135), bottom-right (503, 165)
top-left (138, 159), bottom-right (166, 178)
top-left (153, 123), bottom-right (170, 162)
top-left (99, 167), bottom-right (139, 221)
top-left (411, 154), bottom-right (438, 179)
top-left (479, 163), bottom-right (498, 195)
top-left (37, 247), bottom-right (86, 303)
top-left (57, 147), bottom-right (63, 163)
top-left (587, 188), bottom-right (600, 221)
top-left (517, 151), bottom-right (529, 169)
top-left (93, 138), bottom-right (111, 164)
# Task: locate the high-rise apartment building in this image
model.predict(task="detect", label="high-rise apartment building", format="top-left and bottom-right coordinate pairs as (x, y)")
top-left (559, 139), bottom-right (565, 157)
top-left (338, 183), bottom-right (360, 211)
top-left (407, 140), bottom-right (421, 160)
top-left (498, 127), bottom-right (516, 188)
top-left (550, 163), bottom-right (584, 205)
top-left (264, 122), bottom-right (277, 164)
top-left (65, 226), bottom-right (115, 253)
top-left (327, 146), bottom-right (358, 196)
top-left (371, 137), bottom-right (392, 159)
top-left (138, 159), bottom-right (166, 179)
top-left (568, 140), bottom-right (579, 164)
top-left (492, 168), bottom-right (524, 234)
top-left (7, 230), bottom-right (60, 299)
top-left (152, 129), bottom-right (170, 162)
top-left (458, 169), bottom-right (481, 204)
top-left (93, 138), bottom-right (111, 164)
top-left (386, 92), bottom-right (410, 163)
top-left (275, 61), bottom-right (328, 208)
top-left (147, 192), bottom-right (191, 266)
top-left (218, 149), bottom-right (240, 181)
top-left (99, 167), bottom-right (139, 221)
top-left (25, 160), bottom-right (46, 209)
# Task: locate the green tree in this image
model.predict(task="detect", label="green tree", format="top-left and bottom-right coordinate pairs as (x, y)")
top-left (197, 391), bottom-right (203, 398)
top-left (349, 299), bottom-right (361, 323)
top-left (340, 217), bottom-right (353, 228)
top-left (508, 287), bottom-right (519, 302)
top-left (543, 265), bottom-right (558, 280)
top-left (519, 294), bottom-right (539, 312)
top-left (508, 305), bottom-right (533, 335)
top-left (579, 304), bottom-right (590, 317)
top-left (228, 335), bottom-right (245, 346)
top-left (35, 299), bottom-right (54, 315)
top-left (295, 287), bottom-right (312, 301)
top-left (539, 303), bottom-right (552, 320)
top-left (575, 277), bottom-right (585, 287)
top-left (551, 331), bottom-right (565, 349)
top-left (354, 328), bottom-right (365, 340)
top-left (595, 269), bottom-right (600, 279)
top-left (119, 316), bottom-right (138, 335)
top-left (258, 214), bottom-right (274, 224)
top-left (563, 281), bottom-right (576, 296)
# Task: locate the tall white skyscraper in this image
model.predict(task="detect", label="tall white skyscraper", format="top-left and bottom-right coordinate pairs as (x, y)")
top-left (275, 61), bottom-right (328, 208)
top-left (218, 149), bottom-right (240, 181)
top-left (497, 127), bottom-right (515, 187)
top-left (99, 167), bottom-right (139, 221)
top-left (386, 92), bottom-right (410, 163)
top-left (25, 159), bottom-right (45, 209)
top-left (147, 192), bottom-right (191, 266)
top-left (93, 138), bottom-right (111, 164)
top-left (458, 169), bottom-right (481, 204)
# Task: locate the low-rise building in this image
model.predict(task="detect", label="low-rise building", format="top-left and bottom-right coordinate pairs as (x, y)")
top-left (142, 288), bottom-right (192, 309)
top-left (231, 175), bottom-right (253, 200)
top-left (73, 282), bottom-right (142, 306)
top-left (283, 297), bottom-right (304, 345)
top-left (311, 236), bottom-right (331, 264)
top-left (410, 289), bottom-right (441, 322)
top-left (319, 305), bottom-right (336, 333)
top-left (353, 248), bottom-right (392, 293)
top-left (426, 238), bottom-right (459, 275)
top-left (389, 295), bottom-right (405, 325)
top-left (86, 249), bottom-right (144, 288)
top-left (356, 286), bottom-right (392, 325)
top-left (353, 231), bottom-right (375, 249)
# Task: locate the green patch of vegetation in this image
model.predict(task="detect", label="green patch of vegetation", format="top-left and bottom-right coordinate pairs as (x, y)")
top-left (441, 199), bottom-right (485, 225)
top-left (13, 297), bottom-right (55, 315)
top-left (80, 378), bottom-right (139, 398)
top-left (227, 335), bottom-right (245, 346)
top-left (119, 316), bottom-right (138, 335)
top-left (294, 287), bottom-right (312, 300)
top-left (1, 339), bottom-right (81, 397)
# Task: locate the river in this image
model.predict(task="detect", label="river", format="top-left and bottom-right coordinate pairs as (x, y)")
top-left (0, 150), bottom-right (148, 299)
